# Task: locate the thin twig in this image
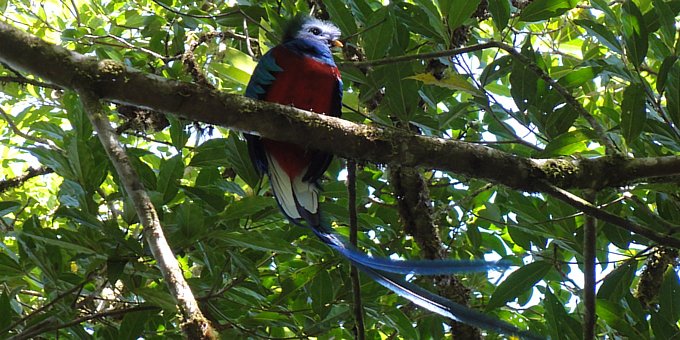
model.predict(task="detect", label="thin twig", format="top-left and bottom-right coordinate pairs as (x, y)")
top-left (3, 277), bottom-right (90, 335)
top-left (346, 160), bottom-right (365, 340)
top-left (0, 107), bottom-right (60, 149)
top-left (0, 166), bottom-right (52, 194)
top-left (76, 89), bottom-right (216, 339)
top-left (0, 76), bottom-right (62, 90)
top-left (583, 191), bottom-right (596, 340)
top-left (538, 181), bottom-right (680, 248)
top-left (10, 305), bottom-right (160, 340)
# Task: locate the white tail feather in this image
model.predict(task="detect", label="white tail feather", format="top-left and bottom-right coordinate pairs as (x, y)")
top-left (265, 153), bottom-right (318, 219)
top-left (292, 174), bottom-right (318, 214)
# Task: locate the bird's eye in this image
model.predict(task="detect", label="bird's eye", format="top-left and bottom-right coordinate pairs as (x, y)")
top-left (309, 27), bottom-right (322, 35)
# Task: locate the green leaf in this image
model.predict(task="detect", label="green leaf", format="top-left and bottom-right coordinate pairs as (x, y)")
top-left (310, 269), bottom-right (333, 316)
top-left (558, 66), bottom-right (601, 89)
top-left (519, 0), bottom-right (579, 22)
top-left (545, 105), bottom-right (578, 138)
top-left (394, 3), bottom-right (444, 40)
top-left (644, 0), bottom-right (680, 35)
top-left (181, 185), bottom-right (228, 213)
top-left (27, 146), bottom-right (75, 180)
top-left (544, 289), bottom-right (581, 340)
top-left (55, 206), bottom-right (104, 229)
top-left (510, 42), bottom-right (540, 111)
top-left (224, 134), bottom-right (261, 189)
top-left (191, 136), bottom-right (260, 189)
top-left (65, 136), bottom-right (107, 191)
top-left (106, 259), bottom-right (127, 285)
top-left (540, 129), bottom-right (595, 157)
top-left (590, 0), bottom-right (618, 21)
top-left (651, 0), bottom-right (676, 46)
top-left (133, 287), bottom-right (177, 311)
top-left (486, 261), bottom-right (552, 310)
top-left (325, 0), bottom-right (358, 36)
top-left (172, 202), bottom-right (205, 239)
top-left (622, 0), bottom-right (649, 67)
top-left (220, 196), bottom-right (277, 223)
top-left (63, 91), bottom-right (92, 138)
top-left (488, 0), bottom-right (511, 30)
top-left (446, 0), bottom-right (481, 30)
top-left (19, 230), bottom-right (99, 255)
top-left (126, 149), bottom-right (157, 191)
top-left (119, 309), bottom-right (153, 340)
top-left (157, 153), bottom-right (184, 204)
top-left (664, 62), bottom-right (680, 126)
top-left (168, 116), bottom-right (189, 149)
top-left (0, 201), bottom-right (20, 217)
top-left (597, 299), bottom-right (644, 337)
top-left (362, 7), bottom-right (394, 60)
top-left (574, 19), bottom-right (623, 54)
top-left (480, 55), bottom-right (513, 86)
top-left (190, 138), bottom-right (232, 167)
top-left (0, 290), bottom-right (15, 331)
top-left (407, 72), bottom-right (483, 97)
top-left (383, 63), bottom-right (419, 119)
top-left (0, 252), bottom-right (23, 281)
top-left (208, 230), bottom-right (295, 254)
top-left (651, 308), bottom-right (680, 338)
top-left (58, 179), bottom-right (89, 210)
top-left (384, 306), bottom-right (419, 339)
top-left (658, 267), bottom-right (680, 322)
top-left (413, 0), bottom-right (448, 42)
top-left (620, 83), bottom-right (647, 143)
top-left (31, 121), bottom-right (66, 145)
top-left (657, 56), bottom-right (678, 92)
top-left (597, 259), bottom-right (637, 301)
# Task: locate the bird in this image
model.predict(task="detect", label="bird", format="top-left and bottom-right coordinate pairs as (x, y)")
top-left (243, 15), bottom-right (541, 339)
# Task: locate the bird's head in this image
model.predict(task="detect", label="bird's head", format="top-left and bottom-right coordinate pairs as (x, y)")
top-left (283, 15), bottom-right (343, 49)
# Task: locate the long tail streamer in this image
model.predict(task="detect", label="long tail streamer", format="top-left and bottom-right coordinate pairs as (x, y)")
top-left (311, 228), bottom-right (544, 340)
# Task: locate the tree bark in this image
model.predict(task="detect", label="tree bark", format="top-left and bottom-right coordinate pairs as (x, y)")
top-left (0, 22), bottom-right (679, 193)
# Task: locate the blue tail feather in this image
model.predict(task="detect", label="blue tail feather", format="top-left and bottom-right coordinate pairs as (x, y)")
top-left (307, 226), bottom-right (543, 339)
top-left (311, 228), bottom-right (511, 275)
top-left (354, 262), bottom-right (544, 340)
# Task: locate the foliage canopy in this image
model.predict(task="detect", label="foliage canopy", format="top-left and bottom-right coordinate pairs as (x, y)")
top-left (1, 0), bottom-right (680, 339)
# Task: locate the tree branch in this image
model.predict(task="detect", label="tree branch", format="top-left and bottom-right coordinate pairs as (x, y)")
top-left (0, 107), bottom-right (60, 148)
top-left (76, 88), bottom-right (216, 339)
top-left (0, 75), bottom-right (62, 90)
top-left (537, 181), bottom-right (680, 248)
top-left (0, 166), bottom-right (52, 194)
top-left (0, 22), bottom-right (677, 193)
top-left (583, 191), bottom-right (596, 340)
top-left (3, 277), bottom-right (90, 336)
top-left (11, 305), bottom-right (160, 340)
top-left (346, 160), bottom-right (365, 340)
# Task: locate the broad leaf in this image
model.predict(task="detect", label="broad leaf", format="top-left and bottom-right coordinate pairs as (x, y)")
top-left (620, 83), bottom-right (647, 143)
top-left (486, 261), bottom-right (552, 310)
top-left (622, 0), bottom-right (649, 67)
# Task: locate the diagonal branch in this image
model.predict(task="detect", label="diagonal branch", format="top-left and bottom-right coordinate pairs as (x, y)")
top-left (0, 107), bottom-right (60, 148)
top-left (0, 75), bottom-right (62, 90)
top-left (537, 181), bottom-right (680, 248)
top-left (0, 166), bottom-right (52, 194)
top-left (76, 88), bottom-right (216, 339)
top-left (0, 22), bottom-right (677, 191)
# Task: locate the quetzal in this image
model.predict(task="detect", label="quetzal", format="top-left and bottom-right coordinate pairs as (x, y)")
top-left (243, 15), bottom-right (540, 339)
